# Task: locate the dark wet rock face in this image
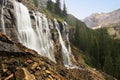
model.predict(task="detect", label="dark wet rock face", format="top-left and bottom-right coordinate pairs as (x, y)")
top-left (0, 0), bottom-right (19, 41)
top-left (0, 33), bottom-right (21, 53)
top-left (17, 0), bottom-right (22, 2)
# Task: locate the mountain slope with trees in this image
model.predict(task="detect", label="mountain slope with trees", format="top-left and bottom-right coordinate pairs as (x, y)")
top-left (46, 0), bottom-right (120, 79)
top-left (72, 19), bottom-right (120, 79)
top-left (46, 0), bottom-right (67, 18)
top-left (83, 9), bottom-right (120, 28)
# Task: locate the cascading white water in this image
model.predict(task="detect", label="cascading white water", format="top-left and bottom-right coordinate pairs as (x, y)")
top-left (65, 22), bottom-right (77, 64)
top-left (13, 1), bottom-right (55, 62)
top-left (1, 0), bottom-right (6, 34)
top-left (13, 1), bottom-right (38, 51)
top-left (12, 0), bottom-right (77, 67)
top-left (54, 19), bottom-right (73, 67)
top-left (33, 12), bottom-right (55, 62)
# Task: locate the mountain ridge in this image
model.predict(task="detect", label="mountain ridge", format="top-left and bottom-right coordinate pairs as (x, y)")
top-left (83, 8), bottom-right (120, 28)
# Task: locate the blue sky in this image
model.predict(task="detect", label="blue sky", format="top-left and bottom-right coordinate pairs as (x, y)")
top-left (52, 0), bottom-right (120, 19)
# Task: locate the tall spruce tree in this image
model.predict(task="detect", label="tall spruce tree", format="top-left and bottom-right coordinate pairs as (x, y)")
top-left (47, 0), bottom-right (54, 12)
top-left (33, 0), bottom-right (39, 7)
top-left (62, 1), bottom-right (67, 17)
top-left (54, 0), bottom-right (61, 16)
top-left (104, 53), bottom-right (114, 74)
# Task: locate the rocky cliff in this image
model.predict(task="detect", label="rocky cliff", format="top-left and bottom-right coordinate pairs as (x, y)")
top-left (0, 0), bottom-right (107, 79)
top-left (83, 9), bottom-right (120, 39)
top-left (83, 9), bottom-right (120, 28)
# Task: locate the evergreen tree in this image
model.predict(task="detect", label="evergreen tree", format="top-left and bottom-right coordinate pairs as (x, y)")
top-left (72, 20), bottom-right (120, 78)
top-left (115, 56), bottom-right (120, 78)
top-left (33, 0), bottom-right (39, 7)
top-left (47, 0), bottom-right (54, 12)
top-left (104, 53), bottom-right (114, 75)
top-left (74, 20), bottom-right (80, 46)
top-left (54, 0), bottom-right (61, 16)
top-left (62, 1), bottom-right (67, 17)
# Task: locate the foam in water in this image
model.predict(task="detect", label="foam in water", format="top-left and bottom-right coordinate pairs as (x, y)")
top-left (13, 1), bottom-right (55, 62)
top-left (0, 0), bottom-right (6, 34)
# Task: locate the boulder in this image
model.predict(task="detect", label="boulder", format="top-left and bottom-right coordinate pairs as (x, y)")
top-left (4, 74), bottom-right (14, 80)
top-left (15, 68), bottom-right (36, 80)
top-left (30, 62), bottom-right (38, 70)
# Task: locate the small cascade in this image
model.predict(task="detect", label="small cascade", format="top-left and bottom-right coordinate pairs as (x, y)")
top-left (13, 1), bottom-right (55, 62)
top-left (54, 19), bottom-right (73, 67)
top-left (0, 0), bottom-right (6, 34)
top-left (65, 22), bottom-right (77, 64)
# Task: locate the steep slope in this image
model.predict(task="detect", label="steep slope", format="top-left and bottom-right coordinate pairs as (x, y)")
top-left (83, 9), bottom-right (120, 28)
top-left (107, 25), bottom-right (120, 39)
top-left (0, 31), bottom-right (106, 80)
top-left (0, 0), bottom-right (111, 80)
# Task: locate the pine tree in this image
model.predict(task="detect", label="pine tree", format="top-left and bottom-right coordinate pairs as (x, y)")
top-left (54, 0), bottom-right (61, 16)
top-left (47, 0), bottom-right (54, 12)
top-left (62, 1), bottom-right (67, 17)
top-left (33, 0), bottom-right (39, 7)
top-left (104, 53), bottom-right (114, 75)
top-left (115, 56), bottom-right (120, 78)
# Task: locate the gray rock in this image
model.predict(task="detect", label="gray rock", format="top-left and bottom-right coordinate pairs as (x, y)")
top-left (0, 34), bottom-right (22, 53)
top-left (37, 0), bottom-right (48, 8)
top-left (83, 9), bottom-right (120, 28)
top-left (2, 0), bottom-right (19, 41)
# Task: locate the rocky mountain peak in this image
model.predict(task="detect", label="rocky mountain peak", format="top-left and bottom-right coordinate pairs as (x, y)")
top-left (83, 8), bottom-right (120, 28)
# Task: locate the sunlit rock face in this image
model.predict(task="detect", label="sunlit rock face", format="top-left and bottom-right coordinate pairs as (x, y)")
top-left (83, 9), bottom-right (120, 39)
top-left (83, 9), bottom-right (120, 28)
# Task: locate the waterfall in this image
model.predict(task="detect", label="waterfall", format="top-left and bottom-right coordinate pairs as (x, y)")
top-left (13, 1), bottom-right (38, 51)
top-left (0, 0), bottom-right (6, 34)
top-left (33, 11), bottom-right (55, 62)
top-left (13, 1), bottom-right (55, 62)
top-left (54, 19), bottom-right (73, 67)
top-left (65, 22), bottom-right (77, 64)
top-left (12, 0), bottom-right (77, 68)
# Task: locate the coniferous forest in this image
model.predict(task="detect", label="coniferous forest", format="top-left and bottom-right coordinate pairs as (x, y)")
top-left (47, 0), bottom-right (67, 18)
top-left (73, 19), bottom-right (120, 79)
